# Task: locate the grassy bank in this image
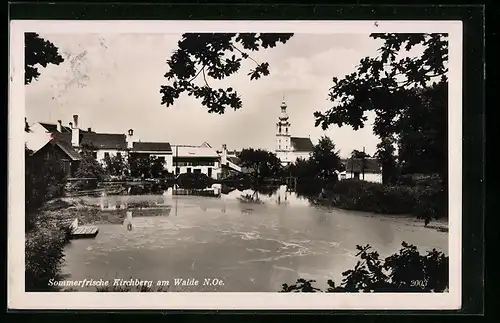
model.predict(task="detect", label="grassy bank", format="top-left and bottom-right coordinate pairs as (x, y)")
top-left (312, 179), bottom-right (447, 224)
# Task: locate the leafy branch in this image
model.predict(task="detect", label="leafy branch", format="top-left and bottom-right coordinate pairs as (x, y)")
top-left (160, 33), bottom-right (293, 114)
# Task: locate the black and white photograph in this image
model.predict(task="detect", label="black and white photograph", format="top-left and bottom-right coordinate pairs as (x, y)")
top-left (9, 20), bottom-right (462, 310)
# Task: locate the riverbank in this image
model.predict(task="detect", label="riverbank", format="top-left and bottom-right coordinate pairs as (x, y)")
top-left (305, 179), bottom-right (447, 225)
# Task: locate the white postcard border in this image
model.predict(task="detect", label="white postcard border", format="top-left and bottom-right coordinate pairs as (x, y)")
top-left (8, 20), bottom-right (463, 310)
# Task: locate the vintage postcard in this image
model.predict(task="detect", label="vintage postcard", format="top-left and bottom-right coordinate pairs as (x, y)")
top-left (9, 20), bottom-right (462, 310)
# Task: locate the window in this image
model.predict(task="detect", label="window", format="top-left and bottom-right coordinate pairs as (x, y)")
top-left (104, 152), bottom-right (110, 159)
top-left (116, 152), bottom-right (122, 159)
top-left (208, 168), bottom-right (212, 178)
top-left (286, 127), bottom-right (288, 133)
top-left (194, 169), bottom-right (201, 174)
top-left (92, 152), bottom-right (97, 159)
top-left (175, 167), bottom-right (180, 175)
top-left (158, 156), bottom-right (165, 162)
top-left (187, 168), bottom-right (192, 173)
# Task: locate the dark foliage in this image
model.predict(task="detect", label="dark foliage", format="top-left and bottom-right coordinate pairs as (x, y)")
top-left (314, 179), bottom-right (445, 224)
top-left (375, 136), bottom-right (398, 184)
top-left (309, 136), bottom-right (342, 181)
top-left (25, 33), bottom-right (64, 85)
top-left (161, 33), bottom-right (293, 113)
top-left (127, 154), bottom-right (166, 179)
top-left (176, 172), bottom-right (212, 189)
top-left (281, 242), bottom-right (448, 293)
top-left (25, 147), bottom-right (66, 231)
top-left (102, 151), bottom-right (129, 177)
top-left (25, 225), bottom-right (70, 291)
top-left (238, 148), bottom-right (283, 184)
top-left (74, 144), bottom-right (105, 181)
top-left (313, 33), bottom-right (448, 183)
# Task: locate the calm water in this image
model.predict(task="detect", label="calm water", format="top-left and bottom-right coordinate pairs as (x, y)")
top-left (62, 185), bottom-right (448, 292)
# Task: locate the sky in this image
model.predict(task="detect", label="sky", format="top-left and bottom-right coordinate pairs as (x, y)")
top-left (25, 33), bottom-right (385, 158)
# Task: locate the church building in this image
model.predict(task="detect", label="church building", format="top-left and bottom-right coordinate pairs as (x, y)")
top-left (274, 99), bottom-right (314, 166)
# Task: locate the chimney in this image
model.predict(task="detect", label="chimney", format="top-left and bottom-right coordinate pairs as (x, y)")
top-left (221, 144), bottom-right (227, 165)
top-left (57, 120), bottom-right (62, 132)
top-left (69, 122), bottom-right (73, 128)
top-left (127, 129), bottom-right (134, 149)
top-left (73, 115), bottom-right (79, 128)
top-left (71, 115), bottom-right (80, 147)
top-left (87, 127), bottom-right (92, 132)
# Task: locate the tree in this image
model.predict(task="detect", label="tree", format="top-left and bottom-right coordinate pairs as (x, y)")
top-left (238, 148), bottom-right (283, 184)
top-left (102, 152), bottom-right (128, 177)
top-left (309, 136), bottom-right (342, 181)
top-left (287, 157), bottom-right (315, 179)
top-left (25, 147), bottom-right (66, 230)
top-left (128, 154), bottom-right (166, 179)
top-left (160, 33), bottom-right (293, 113)
top-left (25, 33), bottom-right (64, 85)
top-left (281, 242), bottom-right (448, 293)
top-left (74, 144), bottom-right (105, 181)
top-left (375, 136), bottom-right (398, 184)
top-left (313, 33), bottom-right (448, 181)
top-left (150, 156), bottom-right (166, 179)
top-left (397, 84), bottom-right (447, 177)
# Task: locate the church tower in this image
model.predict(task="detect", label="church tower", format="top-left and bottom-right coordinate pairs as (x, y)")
top-left (276, 99), bottom-right (291, 164)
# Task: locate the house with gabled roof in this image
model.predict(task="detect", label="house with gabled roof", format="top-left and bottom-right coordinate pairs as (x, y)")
top-left (28, 115), bottom-right (175, 177)
top-left (25, 120), bottom-right (82, 177)
top-left (129, 141), bottom-right (173, 173)
top-left (339, 157), bottom-right (382, 183)
top-left (171, 143), bottom-right (221, 179)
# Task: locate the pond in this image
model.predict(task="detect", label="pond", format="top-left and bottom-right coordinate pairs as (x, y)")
top-left (62, 184), bottom-right (448, 292)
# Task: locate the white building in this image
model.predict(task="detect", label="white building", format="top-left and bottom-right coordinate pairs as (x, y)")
top-left (32, 115), bottom-right (174, 174)
top-left (171, 142), bottom-right (221, 180)
top-left (274, 99), bottom-right (314, 165)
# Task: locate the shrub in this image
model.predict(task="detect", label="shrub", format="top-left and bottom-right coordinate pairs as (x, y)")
top-left (25, 149), bottom-right (66, 231)
top-left (25, 226), bottom-right (70, 291)
top-left (317, 179), bottom-right (445, 223)
top-left (281, 242), bottom-right (448, 293)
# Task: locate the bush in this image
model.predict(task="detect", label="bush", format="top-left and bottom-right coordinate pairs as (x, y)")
top-left (281, 242), bottom-right (448, 293)
top-left (25, 226), bottom-right (70, 291)
top-left (176, 172), bottom-right (212, 189)
top-left (317, 179), bottom-right (445, 223)
top-left (25, 150), bottom-right (67, 231)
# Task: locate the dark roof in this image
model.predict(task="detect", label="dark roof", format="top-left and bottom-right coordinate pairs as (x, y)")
top-left (290, 137), bottom-right (314, 152)
top-left (40, 122), bottom-right (71, 133)
top-left (34, 140), bottom-right (82, 161)
top-left (51, 132), bottom-right (127, 150)
top-left (53, 141), bottom-right (82, 161)
top-left (132, 142), bottom-right (172, 152)
top-left (227, 156), bottom-right (241, 165)
top-left (345, 158), bottom-right (381, 173)
top-left (39, 122), bottom-right (89, 134)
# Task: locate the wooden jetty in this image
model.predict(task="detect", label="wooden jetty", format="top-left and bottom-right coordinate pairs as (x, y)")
top-left (64, 218), bottom-right (99, 239)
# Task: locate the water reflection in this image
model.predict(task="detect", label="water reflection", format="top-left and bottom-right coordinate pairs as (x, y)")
top-left (124, 211), bottom-right (133, 231)
top-left (64, 182), bottom-right (449, 293)
top-left (92, 183), bottom-right (318, 223)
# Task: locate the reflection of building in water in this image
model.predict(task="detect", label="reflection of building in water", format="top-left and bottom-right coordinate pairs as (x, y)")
top-left (276, 185), bottom-right (288, 205)
top-left (124, 211), bottom-right (133, 231)
top-left (172, 187), bottom-right (221, 198)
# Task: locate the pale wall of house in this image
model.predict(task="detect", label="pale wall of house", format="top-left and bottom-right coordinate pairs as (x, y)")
top-left (340, 172), bottom-right (383, 183)
top-left (175, 165), bottom-right (221, 179)
top-left (276, 150), bottom-right (312, 165)
top-left (292, 151), bottom-right (311, 161)
top-left (96, 149), bottom-right (124, 163)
